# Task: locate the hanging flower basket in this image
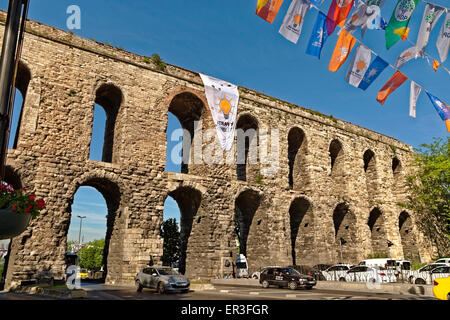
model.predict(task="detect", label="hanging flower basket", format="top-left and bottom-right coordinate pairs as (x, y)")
top-left (0, 182), bottom-right (45, 240)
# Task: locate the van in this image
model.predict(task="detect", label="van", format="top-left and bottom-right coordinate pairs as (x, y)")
top-left (236, 254), bottom-right (248, 278)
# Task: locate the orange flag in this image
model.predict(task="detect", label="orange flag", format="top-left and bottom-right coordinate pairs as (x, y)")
top-left (256, 0), bottom-right (284, 24)
top-left (433, 60), bottom-right (440, 72)
top-left (376, 71), bottom-right (408, 105)
top-left (328, 29), bottom-right (356, 72)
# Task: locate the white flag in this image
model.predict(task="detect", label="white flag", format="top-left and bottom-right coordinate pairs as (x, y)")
top-left (279, 0), bottom-right (311, 44)
top-left (361, 0), bottom-right (386, 37)
top-left (199, 74), bottom-right (239, 152)
top-left (394, 46), bottom-right (418, 69)
top-left (344, 3), bottom-right (379, 35)
top-left (409, 81), bottom-right (421, 119)
top-left (345, 44), bottom-right (372, 88)
top-left (436, 10), bottom-right (450, 63)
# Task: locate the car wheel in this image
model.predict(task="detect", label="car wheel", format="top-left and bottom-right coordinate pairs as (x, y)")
top-left (182, 289), bottom-right (189, 294)
top-left (135, 280), bottom-right (143, 292)
top-left (261, 280), bottom-right (269, 288)
top-left (408, 276), bottom-right (414, 284)
top-left (158, 282), bottom-right (166, 294)
top-left (415, 278), bottom-right (426, 285)
top-left (339, 277), bottom-right (346, 282)
top-left (288, 281), bottom-right (298, 290)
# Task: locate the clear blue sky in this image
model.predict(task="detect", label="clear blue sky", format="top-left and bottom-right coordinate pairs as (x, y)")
top-left (1, 0), bottom-right (449, 245)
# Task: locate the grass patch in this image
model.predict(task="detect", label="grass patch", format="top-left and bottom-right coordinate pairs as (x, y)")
top-left (151, 54), bottom-right (167, 72)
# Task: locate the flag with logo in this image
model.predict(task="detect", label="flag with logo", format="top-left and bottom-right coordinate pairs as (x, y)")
top-left (329, 29), bottom-right (356, 72)
top-left (256, 0), bottom-right (285, 24)
top-left (376, 71), bottom-right (408, 105)
top-left (306, 12), bottom-right (329, 59)
top-left (426, 92), bottom-right (450, 132)
top-left (326, 0), bottom-right (355, 36)
top-left (436, 11), bottom-right (450, 63)
top-left (385, 0), bottom-right (419, 50)
top-left (362, 0), bottom-right (387, 37)
top-left (279, 0), bottom-right (312, 44)
top-left (344, 2), bottom-right (379, 35)
top-left (409, 81), bottom-right (421, 118)
top-left (358, 56), bottom-right (389, 90)
top-left (345, 44), bottom-right (371, 88)
top-left (199, 74), bottom-right (239, 151)
top-left (395, 4), bottom-right (445, 68)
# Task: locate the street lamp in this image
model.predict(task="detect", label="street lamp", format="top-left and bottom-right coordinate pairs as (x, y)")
top-left (77, 216), bottom-right (86, 248)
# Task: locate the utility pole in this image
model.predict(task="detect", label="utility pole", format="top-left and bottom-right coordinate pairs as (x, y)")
top-left (77, 215), bottom-right (86, 249)
top-left (0, 0), bottom-right (29, 180)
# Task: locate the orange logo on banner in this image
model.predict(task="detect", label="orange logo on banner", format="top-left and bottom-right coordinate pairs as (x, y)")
top-left (433, 60), bottom-right (440, 71)
top-left (376, 71), bottom-right (408, 105)
top-left (329, 29), bottom-right (356, 72)
top-left (294, 14), bottom-right (302, 25)
top-left (217, 94), bottom-right (233, 119)
top-left (256, 0), bottom-right (284, 24)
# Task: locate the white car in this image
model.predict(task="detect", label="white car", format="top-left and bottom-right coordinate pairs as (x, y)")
top-left (409, 265), bottom-right (450, 285)
top-left (322, 264), bottom-right (353, 281)
top-left (344, 266), bottom-right (397, 283)
top-left (435, 258), bottom-right (450, 265)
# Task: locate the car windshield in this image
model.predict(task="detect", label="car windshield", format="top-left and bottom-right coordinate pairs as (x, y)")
top-left (157, 268), bottom-right (179, 275)
top-left (282, 268), bottom-right (300, 275)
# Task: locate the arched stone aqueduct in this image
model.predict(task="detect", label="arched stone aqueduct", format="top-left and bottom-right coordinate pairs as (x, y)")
top-left (0, 13), bottom-right (432, 288)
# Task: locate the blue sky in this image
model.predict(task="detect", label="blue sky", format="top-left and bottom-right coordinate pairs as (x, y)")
top-left (1, 0), bottom-right (449, 245)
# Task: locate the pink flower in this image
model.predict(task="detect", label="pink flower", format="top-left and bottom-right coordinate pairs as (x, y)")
top-left (36, 199), bottom-right (46, 209)
top-left (12, 205), bottom-right (17, 211)
top-left (28, 194), bottom-right (36, 201)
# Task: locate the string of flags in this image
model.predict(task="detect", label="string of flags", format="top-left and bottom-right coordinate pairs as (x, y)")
top-left (254, 0), bottom-right (450, 132)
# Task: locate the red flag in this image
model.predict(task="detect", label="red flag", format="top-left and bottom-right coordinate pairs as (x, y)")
top-left (327, 0), bottom-right (355, 35)
top-left (376, 71), bottom-right (408, 105)
top-left (256, 0), bottom-right (284, 24)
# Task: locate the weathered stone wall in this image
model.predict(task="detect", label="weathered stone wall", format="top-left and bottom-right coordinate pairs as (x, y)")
top-left (0, 11), bottom-right (435, 289)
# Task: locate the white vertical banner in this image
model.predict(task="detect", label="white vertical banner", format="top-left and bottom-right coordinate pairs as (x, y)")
top-left (416, 4), bottom-right (445, 56)
top-left (345, 44), bottom-right (372, 88)
top-left (409, 81), bottom-right (421, 118)
top-left (199, 73), bottom-right (239, 152)
top-left (436, 10), bottom-right (450, 63)
top-left (279, 0), bottom-right (311, 44)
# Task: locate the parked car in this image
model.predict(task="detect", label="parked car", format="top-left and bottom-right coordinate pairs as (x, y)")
top-left (411, 266), bottom-right (450, 285)
top-left (135, 266), bottom-right (190, 294)
top-left (344, 266), bottom-right (397, 283)
top-left (289, 265), bottom-right (330, 281)
top-left (322, 264), bottom-right (353, 281)
top-left (79, 269), bottom-right (89, 279)
top-left (251, 266), bottom-right (282, 280)
top-left (433, 276), bottom-right (450, 300)
top-left (407, 263), bottom-right (449, 284)
top-left (259, 267), bottom-right (316, 290)
top-left (434, 258), bottom-right (450, 265)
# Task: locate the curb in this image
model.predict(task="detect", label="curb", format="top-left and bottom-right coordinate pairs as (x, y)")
top-left (12, 285), bottom-right (87, 299)
top-left (190, 283), bottom-right (214, 291)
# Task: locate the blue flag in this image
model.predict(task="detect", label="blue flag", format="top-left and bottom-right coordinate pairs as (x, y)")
top-left (358, 56), bottom-right (389, 91)
top-left (426, 92), bottom-right (450, 132)
top-left (306, 12), bottom-right (328, 59)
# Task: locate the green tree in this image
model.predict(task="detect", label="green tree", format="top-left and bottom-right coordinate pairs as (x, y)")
top-left (67, 240), bottom-right (76, 253)
top-left (78, 239), bottom-right (105, 271)
top-left (401, 137), bottom-right (450, 256)
top-left (160, 218), bottom-right (180, 266)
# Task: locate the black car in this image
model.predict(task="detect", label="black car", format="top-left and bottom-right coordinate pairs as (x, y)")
top-left (289, 265), bottom-right (331, 281)
top-left (259, 267), bottom-right (316, 290)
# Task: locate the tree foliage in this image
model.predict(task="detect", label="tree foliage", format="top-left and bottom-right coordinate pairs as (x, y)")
top-left (160, 218), bottom-right (180, 266)
top-left (401, 137), bottom-right (450, 256)
top-left (77, 239), bottom-right (105, 271)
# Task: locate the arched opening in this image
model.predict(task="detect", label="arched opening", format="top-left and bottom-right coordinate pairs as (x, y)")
top-left (160, 196), bottom-right (181, 269)
top-left (167, 187), bottom-right (202, 275)
top-left (288, 127), bottom-right (306, 189)
top-left (168, 92), bottom-right (204, 174)
top-left (236, 114), bottom-right (258, 182)
top-left (65, 178), bottom-right (121, 283)
top-left (363, 149), bottom-right (377, 196)
top-left (333, 203), bottom-right (357, 263)
top-left (234, 190), bottom-right (261, 259)
top-left (392, 157), bottom-right (402, 175)
top-left (165, 113), bottom-right (183, 173)
top-left (8, 62), bottom-right (31, 149)
top-left (367, 207), bottom-right (387, 256)
top-left (90, 84), bottom-right (123, 163)
top-left (363, 150), bottom-right (375, 173)
top-left (329, 139), bottom-right (344, 175)
top-left (289, 197), bottom-right (314, 265)
top-left (399, 211), bottom-right (419, 261)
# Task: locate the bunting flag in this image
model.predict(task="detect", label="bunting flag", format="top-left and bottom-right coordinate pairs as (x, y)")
top-left (199, 74), bottom-right (239, 151)
top-left (345, 44), bottom-right (371, 87)
top-left (385, 0), bottom-right (419, 50)
top-left (344, 2), bottom-right (378, 35)
top-left (279, 0), bottom-right (312, 44)
top-left (409, 81), bottom-right (421, 118)
top-left (362, 0), bottom-right (387, 37)
top-left (329, 29), bottom-right (356, 72)
top-left (306, 11), bottom-right (329, 59)
top-left (376, 71), bottom-right (408, 105)
top-left (395, 3), bottom-right (445, 69)
top-left (358, 55), bottom-right (389, 90)
top-left (426, 92), bottom-right (450, 132)
top-left (326, 0), bottom-right (355, 36)
top-left (436, 11), bottom-right (450, 63)
top-left (256, 0), bottom-right (285, 24)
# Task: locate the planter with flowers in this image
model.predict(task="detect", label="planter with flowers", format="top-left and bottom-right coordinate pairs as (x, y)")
top-left (0, 182), bottom-right (46, 240)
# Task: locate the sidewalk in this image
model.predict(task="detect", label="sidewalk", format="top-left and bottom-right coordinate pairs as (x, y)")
top-left (211, 279), bottom-right (435, 297)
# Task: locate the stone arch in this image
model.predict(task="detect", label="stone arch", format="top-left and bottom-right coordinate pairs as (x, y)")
top-left (363, 149), bottom-right (378, 196)
top-left (399, 211), bottom-right (420, 261)
top-left (236, 114), bottom-right (259, 182)
top-left (287, 127), bottom-right (307, 189)
top-left (10, 61), bottom-right (32, 149)
top-left (167, 91), bottom-right (205, 174)
top-left (329, 139), bottom-right (344, 175)
top-left (392, 157), bottom-right (403, 191)
top-left (289, 197), bottom-right (314, 265)
top-left (367, 207), bottom-right (387, 256)
top-left (333, 203), bottom-right (357, 263)
top-left (91, 83), bottom-right (123, 163)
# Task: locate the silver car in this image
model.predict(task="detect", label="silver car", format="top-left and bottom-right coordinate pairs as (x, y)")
top-left (135, 266), bottom-right (190, 294)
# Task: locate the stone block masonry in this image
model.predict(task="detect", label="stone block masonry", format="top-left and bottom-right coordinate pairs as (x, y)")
top-left (0, 10), bottom-right (434, 289)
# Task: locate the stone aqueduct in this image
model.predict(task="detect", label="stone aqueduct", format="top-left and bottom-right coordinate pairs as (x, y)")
top-left (0, 13), bottom-right (433, 288)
